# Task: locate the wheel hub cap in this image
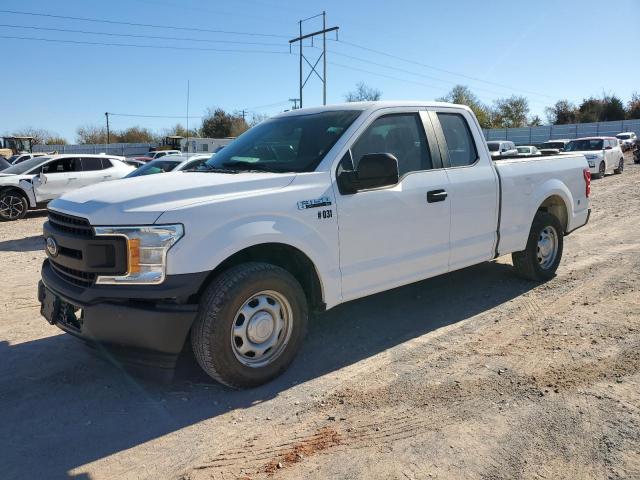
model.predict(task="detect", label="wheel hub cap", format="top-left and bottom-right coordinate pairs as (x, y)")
top-left (247, 312), bottom-right (275, 343)
top-left (231, 290), bottom-right (293, 368)
top-left (536, 226), bottom-right (558, 269)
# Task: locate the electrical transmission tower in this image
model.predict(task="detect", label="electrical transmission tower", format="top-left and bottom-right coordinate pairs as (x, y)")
top-left (289, 11), bottom-right (339, 108)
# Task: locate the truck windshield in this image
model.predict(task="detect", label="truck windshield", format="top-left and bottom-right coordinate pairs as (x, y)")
top-left (616, 134), bottom-right (630, 140)
top-left (201, 110), bottom-right (362, 173)
top-left (564, 139), bottom-right (603, 151)
top-left (126, 159), bottom-right (181, 177)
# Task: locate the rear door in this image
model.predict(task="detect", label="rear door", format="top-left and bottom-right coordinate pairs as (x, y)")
top-left (78, 157), bottom-right (107, 187)
top-left (34, 157), bottom-right (82, 201)
top-left (429, 108), bottom-right (499, 270)
top-left (334, 108), bottom-right (451, 301)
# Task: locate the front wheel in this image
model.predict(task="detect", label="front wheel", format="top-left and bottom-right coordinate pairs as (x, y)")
top-left (613, 158), bottom-right (624, 174)
top-left (512, 211), bottom-right (564, 281)
top-left (0, 190), bottom-right (28, 221)
top-left (191, 262), bottom-right (308, 388)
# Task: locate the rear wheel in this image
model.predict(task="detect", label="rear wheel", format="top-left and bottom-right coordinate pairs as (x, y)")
top-left (512, 211), bottom-right (563, 281)
top-left (613, 158), bottom-right (624, 174)
top-left (191, 262), bottom-right (308, 388)
top-left (0, 190), bottom-right (28, 221)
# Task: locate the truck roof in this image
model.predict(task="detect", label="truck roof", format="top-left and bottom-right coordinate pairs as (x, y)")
top-left (274, 101), bottom-right (470, 118)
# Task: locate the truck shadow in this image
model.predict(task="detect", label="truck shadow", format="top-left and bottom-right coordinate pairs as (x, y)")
top-left (0, 261), bottom-right (535, 479)
top-left (0, 235), bottom-right (43, 252)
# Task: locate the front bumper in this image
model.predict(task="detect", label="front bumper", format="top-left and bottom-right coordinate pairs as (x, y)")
top-left (39, 259), bottom-right (208, 368)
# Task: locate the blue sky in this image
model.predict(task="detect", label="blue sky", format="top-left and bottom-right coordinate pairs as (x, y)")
top-left (2, 0), bottom-right (638, 142)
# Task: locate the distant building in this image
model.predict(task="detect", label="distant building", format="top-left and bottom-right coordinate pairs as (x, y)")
top-left (180, 137), bottom-right (234, 153)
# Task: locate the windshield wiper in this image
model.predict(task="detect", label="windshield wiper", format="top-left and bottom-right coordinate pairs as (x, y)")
top-left (184, 164), bottom-right (238, 174)
top-left (221, 161), bottom-right (283, 173)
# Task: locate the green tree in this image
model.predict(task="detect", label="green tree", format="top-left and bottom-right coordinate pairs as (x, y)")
top-left (599, 95), bottom-right (626, 122)
top-left (201, 108), bottom-right (248, 138)
top-left (578, 97), bottom-right (603, 123)
top-left (117, 126), bottom-right (155, 143)
top-left (44, 136), bottom-right (67, 145)
top-left (628, 92), bottom-right (640, 119)
top-left (161, 123), bottom-right (199, 139)
top-left (345, 82), bottom-right (382, 102)
top-left (491, 95), bottom-right (529, 128)
top-left (438, 85), bottom-right (492, 128)
top-left (528, 115), bottom-right (543, 127)
top-left (545, 100), bottom-right (578, 125)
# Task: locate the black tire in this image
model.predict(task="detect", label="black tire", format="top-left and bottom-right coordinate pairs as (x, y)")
top-left (613, 158), bottom-right (624, 174)
top-left (191, 262), bottom-right (308, 388)
top-left (512, 211), bottom-right (564, 282)
top-left (0, 189), bottom-right (28, 221)
top-left (593, 161), bottom-right (605, 179)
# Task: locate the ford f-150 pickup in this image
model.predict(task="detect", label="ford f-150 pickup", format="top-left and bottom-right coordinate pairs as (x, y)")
top-left (38, 101), bottom-right (591, 388)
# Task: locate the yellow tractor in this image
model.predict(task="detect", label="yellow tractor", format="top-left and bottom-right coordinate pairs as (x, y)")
top-left (149, 135), bottom-right (183, 152)
top-left (0, 136), bottom-right (34, 159)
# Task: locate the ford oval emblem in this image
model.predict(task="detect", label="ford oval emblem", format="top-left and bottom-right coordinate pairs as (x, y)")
top-left (46, 237), bottom-right (59, 257)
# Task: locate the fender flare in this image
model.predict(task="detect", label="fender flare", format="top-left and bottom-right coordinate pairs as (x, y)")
top-left (528, 179), bottom-right (573, 232)
top-left (0, 184), bottom-right (36, 208)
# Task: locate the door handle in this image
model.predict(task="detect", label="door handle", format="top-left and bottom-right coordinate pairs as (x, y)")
top-left (102, 175), bottom-right (112, 179)
top-left (427, 189), bottom-right (448, 203)
top-left (68, 177), bottom-right (77, 181)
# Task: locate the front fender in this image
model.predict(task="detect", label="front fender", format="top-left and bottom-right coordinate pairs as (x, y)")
top-left (166, 213), bottom-right (341, 308)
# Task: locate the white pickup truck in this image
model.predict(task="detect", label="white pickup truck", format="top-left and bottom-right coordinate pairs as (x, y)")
top-left (38, 101), bottom-right (591, 388)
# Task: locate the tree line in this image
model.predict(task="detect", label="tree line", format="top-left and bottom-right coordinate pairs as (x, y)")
top-left (8, 84), bottom-right (640, 145)
top-left (439, 85), bottom-right (640, 129)
top-left (8, 108), bottom-right (268, 146)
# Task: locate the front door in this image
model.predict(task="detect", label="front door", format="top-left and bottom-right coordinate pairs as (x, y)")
top-left (34, 157), bottom-right (82, 202)
top-left (334, 110), bottom-right (451, 302)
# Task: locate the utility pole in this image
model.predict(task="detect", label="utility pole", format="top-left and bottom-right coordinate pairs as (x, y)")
top-left (289, 12), bottom-right (339, 108)
top-left (186, 80), bottom-right (190, 152)
top-left (288, 98), bottom-right (300, 110)
top-left (240, 109), bottom-right (247, 122)
top-left (105, 112), bottom-right (110, 145)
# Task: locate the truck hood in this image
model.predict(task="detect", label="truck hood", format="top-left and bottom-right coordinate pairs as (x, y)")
top-left (49, 171), bottom-right (297, 225)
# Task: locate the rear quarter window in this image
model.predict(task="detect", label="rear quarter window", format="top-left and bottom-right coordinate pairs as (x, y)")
top-left (437, 113), bottom-right (478, 167)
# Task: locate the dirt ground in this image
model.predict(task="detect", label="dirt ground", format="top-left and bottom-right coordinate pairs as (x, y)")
top-left (1, 153), bottom-right (639, 480)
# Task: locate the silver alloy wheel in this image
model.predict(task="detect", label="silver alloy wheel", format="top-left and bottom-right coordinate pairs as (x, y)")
top-left (0, 194), bottom-right (25, 220)
top-left (536, 225), bottom-right (558, 270)
top-left (231, 290), bottom-right (293, 368)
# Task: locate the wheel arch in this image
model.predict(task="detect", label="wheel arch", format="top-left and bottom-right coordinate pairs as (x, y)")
top-left (537, 194), bottom-right (569, 234)
top-left (194, 242), bottom-right (326, 313)
top-left (0, 184), bottom-right (36, 208)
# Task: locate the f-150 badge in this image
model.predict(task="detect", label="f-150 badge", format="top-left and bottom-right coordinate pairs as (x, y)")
top-left (297, 196), bottom-right (332, 210)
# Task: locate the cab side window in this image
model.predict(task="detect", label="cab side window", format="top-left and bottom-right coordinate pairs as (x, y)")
top-left (350, 113), bottom-right (432, 177)
top-left (41, 158), bottom-right (81, 174)
top-left (437, 113), bottom-right (478, 167)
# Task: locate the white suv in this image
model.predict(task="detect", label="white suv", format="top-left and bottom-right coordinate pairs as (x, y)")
top-left (147, 150), bottom-right (182, 159)
top-left (563, 137), bottom-right (624, 178)
top-left (486, 140), bottom-right (517, 157)
top-left (0, 154), bottom-right (133, 221)
top-left (616, 132), bottom-right (637, 151)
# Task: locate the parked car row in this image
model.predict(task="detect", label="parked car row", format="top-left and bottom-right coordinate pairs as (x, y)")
top-left (0, 154), bottom-right (134, 221)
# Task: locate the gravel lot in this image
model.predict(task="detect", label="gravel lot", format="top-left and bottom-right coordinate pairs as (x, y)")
top-left (1, 153), bottom-right (638, 480)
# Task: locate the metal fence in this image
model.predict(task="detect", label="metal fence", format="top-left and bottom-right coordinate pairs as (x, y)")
top-left (483, 119), bottom-right (640, 145)
top-left (32, 142), bottom-right (157, 156)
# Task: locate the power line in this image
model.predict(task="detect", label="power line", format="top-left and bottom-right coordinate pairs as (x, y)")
top-left (0, 9), bottom-right (290, 38)
top-left (108, 112), bottom-right (203, 119)
top-left (334, 39), bottom-right (556, 100)
top-left (0, 24), bottom-right (283, 47)
top-left (0, 35), bottom-right (291, 54)
top-left (321, 47), bottom-right (549, 107)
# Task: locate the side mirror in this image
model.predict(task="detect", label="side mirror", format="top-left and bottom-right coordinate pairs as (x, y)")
top-left (338, 153), bottom-right (399, 194)
top-left (38, 172), bottom-right (47, 184)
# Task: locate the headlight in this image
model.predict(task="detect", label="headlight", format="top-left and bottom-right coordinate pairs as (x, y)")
top-left (93, 224), bottom-right (183, 285)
